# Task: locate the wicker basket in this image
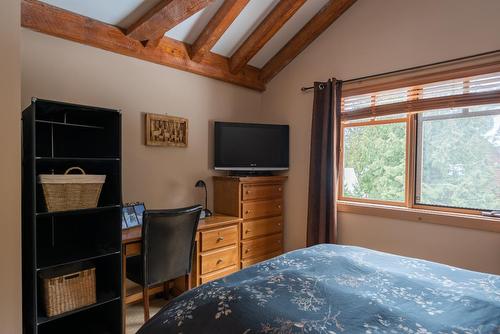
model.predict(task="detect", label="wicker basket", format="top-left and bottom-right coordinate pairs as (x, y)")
top-left (42, 267), bottom-right (97, 317)
top-left (38, 167), bottom-right (106, 212)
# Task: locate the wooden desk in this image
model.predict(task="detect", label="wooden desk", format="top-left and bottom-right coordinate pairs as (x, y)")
top-left (121, 214), bottom-right (242, 309)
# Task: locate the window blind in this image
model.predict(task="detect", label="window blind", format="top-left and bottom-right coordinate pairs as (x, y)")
top-left (341, 71), bottom-right (500, 120)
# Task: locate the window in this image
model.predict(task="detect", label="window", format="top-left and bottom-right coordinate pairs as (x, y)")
top-left (339, 70), bottom-right (500, 214)
top-left (341, 118), bottom-right (408, 204)
top-left (416, 105), bottom-right (500, 211)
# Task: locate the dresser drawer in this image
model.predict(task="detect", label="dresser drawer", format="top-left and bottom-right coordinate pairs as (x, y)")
top-left (200, 246), bottom-right (238, 274)
top-left (242, 216), bottom-right (283, 240)
top-left (241, 234), bottom-right (282, 260)
top-left (242, 183), bottom-right (283, 201)
top-left (200, 265), bottom-right (238, 284)
top-left (241, 250), bottom-right (282, 269)
top-left (200, 225), bottom-right (238, 252)
top-left (242, 199), bottom-right (282, 220)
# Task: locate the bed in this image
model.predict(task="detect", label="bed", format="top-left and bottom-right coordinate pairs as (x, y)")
top-left (138, 244), bottom-right (500, 334)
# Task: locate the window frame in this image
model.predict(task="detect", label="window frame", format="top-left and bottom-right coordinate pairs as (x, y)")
top-left (412, 107), bottom-right (500, 215)
top-left (338, 115), bottom-right (411, 207)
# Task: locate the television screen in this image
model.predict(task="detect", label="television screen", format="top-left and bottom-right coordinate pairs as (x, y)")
top-left (214, 122), bottom-right (289, 171)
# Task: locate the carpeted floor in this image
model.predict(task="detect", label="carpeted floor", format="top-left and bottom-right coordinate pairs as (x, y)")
top-left (126, 297), bottom-right (170, 334)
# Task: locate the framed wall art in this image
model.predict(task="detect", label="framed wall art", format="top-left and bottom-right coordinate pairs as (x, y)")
top-left (145, 113), bottom-right (188, 147)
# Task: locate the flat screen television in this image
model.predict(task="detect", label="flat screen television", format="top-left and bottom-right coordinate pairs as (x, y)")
top-left (214, 122), bottom-right (289, 171)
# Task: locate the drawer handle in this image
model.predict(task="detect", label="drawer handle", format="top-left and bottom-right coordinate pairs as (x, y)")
top-left (245, 210), bottom-right (250, 215)
top-left (277, 205), bottom-right (281, 209)
top-left (217, 236), bottom-right (225, 242)
top-left (278, 187), bottom-right (282, 192)
top-left (277, 223), bottom-right (281, 227)
top-left (216, 259), bottom-right (224, 264)
top-left (245, 248), bottom-right (250, 253)
top-left (245, 229), bottom-right (250, 234)
top-left (245, 190), bottom-right (250, 194)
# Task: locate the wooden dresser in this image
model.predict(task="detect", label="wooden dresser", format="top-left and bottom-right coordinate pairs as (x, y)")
top-left (213, 176), bottom-right (287, 269)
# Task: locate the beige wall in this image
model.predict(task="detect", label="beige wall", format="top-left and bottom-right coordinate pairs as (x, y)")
top-left (0, 0), bottom-right (21, 332)
top-left (261, 0), bottom-right (500, 274)
top-left (21, 30), bottom-right (263, 210)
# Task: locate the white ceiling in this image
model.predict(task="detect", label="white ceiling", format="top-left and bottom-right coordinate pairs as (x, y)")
top-left (39, 0), bottom-right (329, 68)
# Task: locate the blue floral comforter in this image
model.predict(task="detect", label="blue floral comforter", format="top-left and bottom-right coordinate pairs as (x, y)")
top-left (138, 244), bottom-right (500, 334)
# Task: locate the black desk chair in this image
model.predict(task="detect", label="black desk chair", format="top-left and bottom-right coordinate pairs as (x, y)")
top-left (126, 205), bottom-right (202, 321)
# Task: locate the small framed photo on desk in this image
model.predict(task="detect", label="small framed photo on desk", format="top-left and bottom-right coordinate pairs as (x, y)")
top-left (122, 215), bottom-right (128, 229)
top-left (122, 202), bottom-right (146, 229)
top-left (123, 206), bottom-right (139, 228)
top-left (133, 203), bottom-right (146, 225)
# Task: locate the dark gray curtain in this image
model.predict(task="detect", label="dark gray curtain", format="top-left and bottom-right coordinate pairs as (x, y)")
top-left (306, 79), bottom-right (342, 246)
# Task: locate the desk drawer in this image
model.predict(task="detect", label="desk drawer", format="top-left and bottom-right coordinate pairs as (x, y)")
top-left (125, 243), bottom-right (141, 256)
top-left (200, 246), bottom-right (238, 275)
top-left (200, 265), bottom-right (238, 284)
top-left (241, 233), bottom-right (282, 260)
top-left (242, 199), bottom-right (282, 220)
top-left (242, 216), bottom-right (283, 240)
top-left (242, 183), bottom-right (283, 201)
top-left (200, 225), bottom-right (238, 252)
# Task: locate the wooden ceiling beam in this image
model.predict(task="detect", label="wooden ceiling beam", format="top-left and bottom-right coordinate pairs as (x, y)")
top-left (190, 0), bottom-right (250, 63)
top-left (260, 0), bottom-right (357, 83)
top-left (229, 0), bottom-right (306, 74)
top-left (21, 0), bottom-right (265, 91)
top-left (127, 0), bottom-right (214, 43)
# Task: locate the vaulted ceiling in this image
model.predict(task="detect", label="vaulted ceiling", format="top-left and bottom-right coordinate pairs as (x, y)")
top-left (21, 0), bottom-right (357, 91)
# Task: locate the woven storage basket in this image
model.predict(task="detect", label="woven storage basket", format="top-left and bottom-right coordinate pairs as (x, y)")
top-left (42, 267), bottom-right (96, 317)
top-left (38, 167), bottom-right (106, 212)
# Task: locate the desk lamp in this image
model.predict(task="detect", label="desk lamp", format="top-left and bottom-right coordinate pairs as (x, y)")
top-left (195, 180), bottom-right (212, 218)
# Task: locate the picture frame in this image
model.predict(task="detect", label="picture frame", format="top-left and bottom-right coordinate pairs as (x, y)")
top-left (123, 206), bottom-right (139, 228)
top-left (145, 113), bottom-right (188, 147)
top-left (133, 203), bottom-right (146, 226)
top-left (122, 202), bottom-right (146, 230)
top-left (122, 214), bottom-right (128, 229)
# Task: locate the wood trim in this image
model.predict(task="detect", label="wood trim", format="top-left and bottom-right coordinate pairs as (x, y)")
top-left (407, 114), bottom-right (417, 207)
top-left (338, 119), bottom-right (345, 198)
top-left (341, 90), bottom-right (500, 121)
top-left (338, 201), bottom-right (500, 233)
top-left (341, 117), bottom-right (408, 127)
top-left (229, 0), bottom-right (306, 74)
top-left (21, 0), bottom-right (266, 91)
top-left (126, 0), bottom-right (214, 42)
top-left (259, 0), bottom-right (357, 82)
top-left (190, 0), bottom-right (250, 62)
top-left (412, 204), bottom-right (481, 216)
top-left (404, 114), bottom-right (411, 207)
top-left (338, 196), bottom-right (407, 207)
top-left (342, 52), bottom-right (500, 97)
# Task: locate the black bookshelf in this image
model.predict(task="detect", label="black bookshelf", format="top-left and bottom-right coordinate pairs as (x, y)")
top-left (22, 98), bottom-right (122, 334)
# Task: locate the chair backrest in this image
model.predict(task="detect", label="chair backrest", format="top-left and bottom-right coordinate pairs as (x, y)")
top-left (141, 205), bottom-right (202, 286)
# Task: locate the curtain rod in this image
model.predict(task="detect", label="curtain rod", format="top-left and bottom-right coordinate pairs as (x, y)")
top-left (300, 49), bottom-right (500, 92)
